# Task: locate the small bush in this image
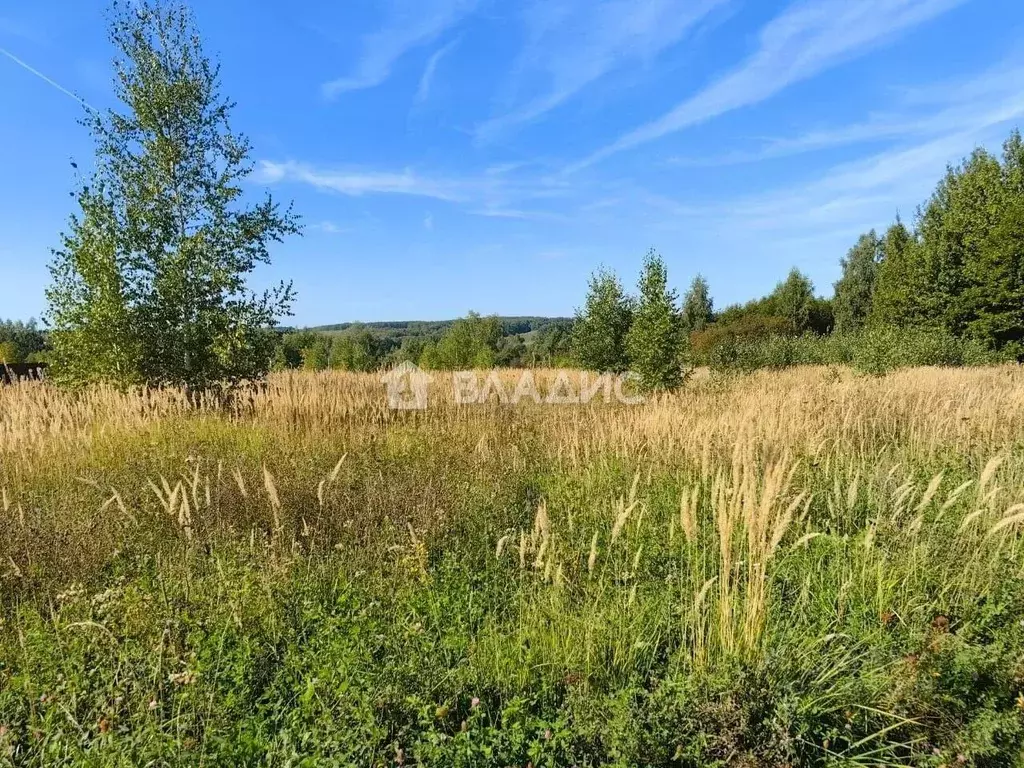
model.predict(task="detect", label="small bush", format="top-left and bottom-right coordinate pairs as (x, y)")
top-left (691, 316), bottom-right (795, 369)
top-left (852, 326), bottom-right (1004, 375)
top-left (700, 325), bottom-right (1007, 374)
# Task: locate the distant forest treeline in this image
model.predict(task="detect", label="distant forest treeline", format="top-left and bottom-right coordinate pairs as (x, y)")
top-left (272, 315), bottom-right (575, 372)
top-left (0, 320), bottom-right (49, 366)
top-left (7, 128), bottom-right (1024, 382)
top-left (309, 316), bottom-right (569, 337)
top-left (0, 315), bottom-right (576, 370)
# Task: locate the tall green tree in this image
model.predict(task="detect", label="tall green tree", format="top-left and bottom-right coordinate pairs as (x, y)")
top-left (917, 148), bottom-right (1004, 335)
top-left (963, 193), bottom-right (1024, 356)
top-left (495, 334), bottom-right (527, 367)
top-left (47, 0), bottom-right (299, 391)
top-left (626, 250), bottom-right (683, 391)
top-left (332, 328), bottom-right (381, 371)
top-left (275, 330), bottom-right (318, 369)
top-left (962, 132), bottom-right (1024, 356)
top-left (957, 132), bottom-right (1024, 356)
top-left (0, 342), bottom-right (19, 365)
top-left (680, 274), bottom-right (713, 335)
top-left (769, 268), bottom-right (816, 332)
top-left (870, 218), bottom-right (932, 329)
top-left (833, 231), bottom-right (881, 333)
top-left (420, 312), bottom-right (500, 370)
top-left (391, 336), bottom-right (427, 366)
top-left (531, 320), bottom-right (573, 365)
top-left (300, 337), bottom-right (330, 371)
top-left (571, 268), bottom-right (632, 372)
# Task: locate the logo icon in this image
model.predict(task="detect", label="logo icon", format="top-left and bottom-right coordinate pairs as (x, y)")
top-left (380, 361), bottom-right (432, 410)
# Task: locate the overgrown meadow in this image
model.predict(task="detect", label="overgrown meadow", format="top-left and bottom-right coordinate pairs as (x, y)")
top-left (1, 367), bottom-right (1023, 766)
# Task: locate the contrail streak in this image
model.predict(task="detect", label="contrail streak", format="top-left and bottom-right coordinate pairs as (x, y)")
top-left (0, 46), bottom-right (94, 110)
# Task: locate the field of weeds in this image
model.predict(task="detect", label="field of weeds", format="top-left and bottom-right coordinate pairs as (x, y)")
top-left (1, 367), bottom-right (1023, 766)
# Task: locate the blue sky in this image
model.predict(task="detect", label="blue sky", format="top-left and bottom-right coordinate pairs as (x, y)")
top-left (2, 0), bottom-right (1023, 326)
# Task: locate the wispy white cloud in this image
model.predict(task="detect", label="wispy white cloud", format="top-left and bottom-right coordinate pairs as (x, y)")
top-left (256, 159), bottom-right (574, 222)
top-left (668, 59), bottom-right (1024, 166)
top-left (415, 38), bottom-right (459, 104)
top-left (322, 0), bottom-right (476, 98)
top-left (667, 117), bottom-right (922, 166)
top-left (311, 221), bottom-right (351, 235)
top-left (468, 205), bottom-right (567, 221)
top-left (571, 0), bottom-right (968, 169)
top-left (257, 160), bottom-right (472, 202)
top-left (423, 213), bottom-right (435, 230)
top-left (811, 115), bottom-right (1022, 202)
top-left (476, 0), bottom-right (726, 142)
top-left (484, 161), bottom-right (531, 176)
top-left (649, 93), bottom-right (1024, 237)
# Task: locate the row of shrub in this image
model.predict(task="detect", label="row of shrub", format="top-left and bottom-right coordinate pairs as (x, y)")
top-left (697, 326), bottom-right (1010, 375)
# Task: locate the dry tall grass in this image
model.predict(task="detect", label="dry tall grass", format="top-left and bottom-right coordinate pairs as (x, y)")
top-left (4, 365), bottom-right (1023, 455)
top-left (3, 366), bottom-right (1024, 634)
